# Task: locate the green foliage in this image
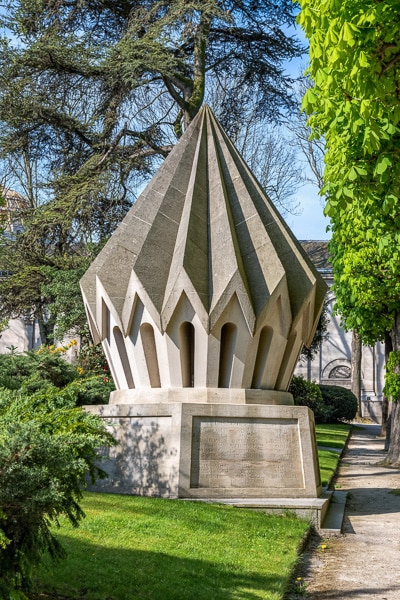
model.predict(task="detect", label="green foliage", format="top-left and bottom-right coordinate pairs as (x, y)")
top-left (0, 224), bottom-right (104, 345)
top-left (77, 343), bottom-right (111, 377)
top-left (383, 350), bottom-right (400, 402)
top-left (289, 375), bottom-right (329, 423)
top-left (319, 385), bottom-right (358, 423)
top-left (73, 377), bottom-right (115, 407)
top-left (297, 0), bottom-right (400, 345)
top-left (301, 299), bottom-right (329, 360)
top-left (40, 261), bottom-right (95, 344)
top-left (0, 388), bottom-right (115, 598)
top-left (0, 0), bottom-right (302, 341)
top-left (0, 344), bottom-right (114, 405)
top-left (290, 376), bottom-right (357, 423)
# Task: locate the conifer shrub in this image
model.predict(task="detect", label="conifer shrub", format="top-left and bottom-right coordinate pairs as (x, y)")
top-left (0, 343), bottom-right (114, 404)
top-left (0, 385), bottom-right (115, 599)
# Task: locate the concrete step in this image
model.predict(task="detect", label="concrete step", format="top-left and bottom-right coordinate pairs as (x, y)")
top-left (320, 490), bottom-right (347, 536)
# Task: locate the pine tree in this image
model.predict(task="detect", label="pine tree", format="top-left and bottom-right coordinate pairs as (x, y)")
top-left (0, 0), bottom-right (303, 342)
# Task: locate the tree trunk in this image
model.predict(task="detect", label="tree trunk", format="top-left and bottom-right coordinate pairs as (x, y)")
top-left (381, 332), bottom-right (392, 439)
top-left (351, 330), bottom-right (362, 417)
top-left (37, 311), bottom-right (55, 346)
top-left (385, 313), bottom-right (400, 465)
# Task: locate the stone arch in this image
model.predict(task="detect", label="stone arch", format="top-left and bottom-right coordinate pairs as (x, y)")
top-left (140, 323), bottom-right (161, 388)
top-left (251, 326), bottom-right (273, 389)
top-left (113, 326), bottom-right (135, 389)
top-left (178, 321), bottom-right (195, 387)
top-left (218, 322), bottom-right (238, 388)
top-left (322, 358), bottom-right (352, 381)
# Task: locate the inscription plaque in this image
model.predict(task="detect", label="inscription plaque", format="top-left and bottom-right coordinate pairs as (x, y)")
top-left (190, 417), bottom-right (304, 489)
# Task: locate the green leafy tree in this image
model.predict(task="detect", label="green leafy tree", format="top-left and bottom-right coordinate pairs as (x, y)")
top-left (0, 0), bottom-right (302, 342)
top-left (0, 385), bottom-right (115, 599)
top-left (297, 0), bottom-right (400, 462)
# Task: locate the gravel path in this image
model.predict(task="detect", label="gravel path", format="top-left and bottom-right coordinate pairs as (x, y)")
top-left (292, 423), bottom-right (400, 600)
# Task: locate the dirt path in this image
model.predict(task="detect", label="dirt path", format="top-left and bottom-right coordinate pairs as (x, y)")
top-left (292, 423), bottom-right (400, 600)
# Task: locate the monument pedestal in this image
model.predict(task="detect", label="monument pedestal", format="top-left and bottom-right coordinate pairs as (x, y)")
top-left (86, 391), bottom-right (322, 500)
top-left (80, 106), bottom-right (328, 520)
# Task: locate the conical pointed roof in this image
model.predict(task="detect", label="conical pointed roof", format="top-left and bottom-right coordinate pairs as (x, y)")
top-left (81, 105), bottom-right (326, 341)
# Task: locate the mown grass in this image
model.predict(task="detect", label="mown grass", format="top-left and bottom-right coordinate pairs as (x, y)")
top-left (315, 423), bottom-right (352, 450)
top-left (31, 424), bottom-right (351, 600)
top-left (32, 494), bottom-right (309, 600)
top-left (316, 423), bottom-right (352, 486)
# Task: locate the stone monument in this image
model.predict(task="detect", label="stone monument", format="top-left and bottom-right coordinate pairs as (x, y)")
top-left (81, 106), bottom-right (327, 507)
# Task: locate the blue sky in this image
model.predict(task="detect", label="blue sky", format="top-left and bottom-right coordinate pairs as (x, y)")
top-left (281, 25), bottom-right (330, 242)
top-left (287, 184), bottom-right (330, 241)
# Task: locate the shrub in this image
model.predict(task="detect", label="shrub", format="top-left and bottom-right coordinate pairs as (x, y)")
top-left (289, 375), bottom-right (329, 423)
top-left (0, 344), bottom-right (114, 403)
top-left (0, 345), bottom-right (115, 597)
top-left (0, 386), bottom-right (116, 599)
top-left (0, 346), bottom-right (77, 391)
top-left (73, 376), bottom-right (116, 406)
top-left (318, 385), bottom-right (358, 423)
top-left (0, 352), bottom-right (36, 390)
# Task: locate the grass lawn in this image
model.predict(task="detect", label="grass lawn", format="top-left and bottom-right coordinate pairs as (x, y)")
top-left (32, 493), bottom-right (309, 600)
top-left (31, 424), bottom-right (351, 600)
top-left (316, 423), bottom-right (352, 486)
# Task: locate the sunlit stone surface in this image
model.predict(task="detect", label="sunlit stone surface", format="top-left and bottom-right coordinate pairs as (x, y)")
top-left (82, 106), bottom-right (326, 500)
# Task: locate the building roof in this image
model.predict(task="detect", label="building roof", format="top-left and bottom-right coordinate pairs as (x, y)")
top-left (1, 188), bottom-right (28, 211)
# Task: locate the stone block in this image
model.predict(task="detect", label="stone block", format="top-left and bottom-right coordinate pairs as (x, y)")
top-left (86, 402), bottom-right (321, 499)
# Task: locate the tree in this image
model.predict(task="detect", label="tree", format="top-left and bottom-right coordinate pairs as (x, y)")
top-left (351, 330), bottom-right (362, 417)
top-left (0, 0), bottom-right (303, 342)
top-left (238, 124), bottom-right (303, 218)
top-left (300, 299), bottom-right (329, 365)
top-left (297, 0), bottom-right (400, 462)
top-left (289, 75), bottom-right (325, 191)
top-left (0, 0), bottom-right (302, 194)
top-left (0, 384), bottom-right (115, 598)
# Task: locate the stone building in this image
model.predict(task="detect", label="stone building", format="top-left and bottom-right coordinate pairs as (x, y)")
top-left (295, 241), bottom-right (385, 424)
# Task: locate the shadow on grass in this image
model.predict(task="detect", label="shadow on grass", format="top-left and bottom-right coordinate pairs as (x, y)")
top-left (33, 535), bottom-right (287, 600)
top-left (315, 426), bottom-right (351, 450)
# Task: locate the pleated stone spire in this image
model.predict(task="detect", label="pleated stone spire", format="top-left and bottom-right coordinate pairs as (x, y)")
top-left (80, 105), bottom-right (326, 394)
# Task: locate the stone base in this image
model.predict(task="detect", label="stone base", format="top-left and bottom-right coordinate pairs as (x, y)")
top-left (85, 400), bottom-right (322, 499)
top-left (109, 388), bottom-right (294, 405)
top-left (188, 493), bottom-right (333, 529)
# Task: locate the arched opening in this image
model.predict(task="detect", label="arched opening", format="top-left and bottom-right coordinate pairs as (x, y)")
top-left (113, 326), bottom-right (135, 389)
top-left (218, 323), bottom-right (237, 388)
top-left (179, 322), bottom-right (195, 387)
top-left (251, 326), bottom-right (273, 388)
top-left (140, 323), bottom-right (161, 388)
top-left (329, 365), bottom-right (351, 379)
top-left (276, 331), bottom-right (298, 390)
top-left (102, 299), bottom-right (111, 344)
